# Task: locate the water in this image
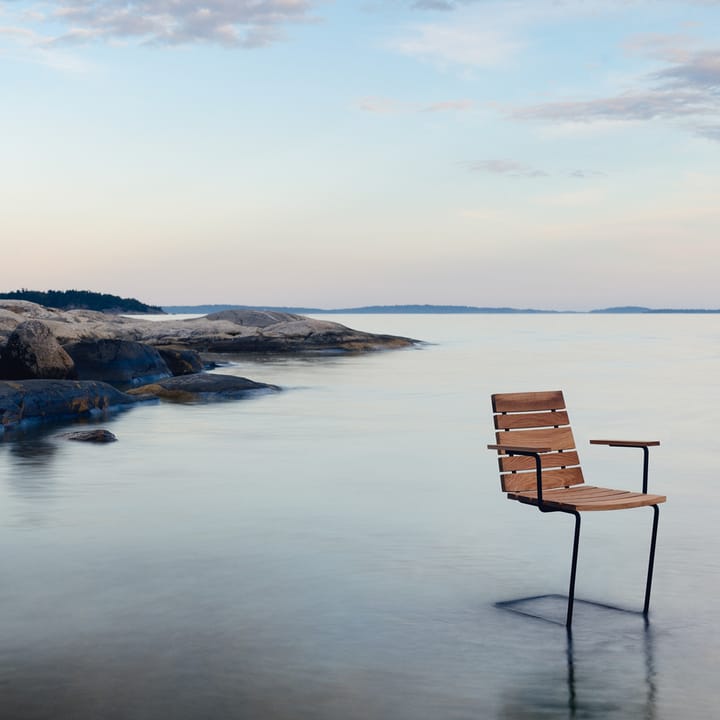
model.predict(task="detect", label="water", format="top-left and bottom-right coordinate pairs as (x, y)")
top-left (0, 314), bottom-right (718, 719)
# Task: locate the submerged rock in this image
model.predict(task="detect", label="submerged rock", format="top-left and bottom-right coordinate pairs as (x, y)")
top-left (0, 320), bottom-right (76, 380)
top-left (0, 379), bottom-right (142, 431)
top-left (128, 373), bottom-right (279, 402)
top-left (58, 429), bottom-right (118, 443)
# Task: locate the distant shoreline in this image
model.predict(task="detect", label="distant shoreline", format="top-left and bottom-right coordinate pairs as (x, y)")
top-left (162, 304), bottom-right (720, 315)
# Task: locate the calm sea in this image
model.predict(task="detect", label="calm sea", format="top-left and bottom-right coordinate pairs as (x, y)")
top-left (0, 314), bottom-right (718, 719)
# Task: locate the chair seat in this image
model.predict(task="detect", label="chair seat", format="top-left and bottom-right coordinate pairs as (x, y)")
top-left (507, 485), bottom-right (667, 512)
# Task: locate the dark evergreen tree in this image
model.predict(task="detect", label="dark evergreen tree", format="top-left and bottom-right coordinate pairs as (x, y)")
top-left (0, 289), bottom-right (163, 314)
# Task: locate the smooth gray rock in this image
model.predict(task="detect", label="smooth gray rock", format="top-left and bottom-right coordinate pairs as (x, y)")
top-left (128, 373), bottom-right (279, 402)
top-left (0, 301), bottom-right (418, 354)
top-left (58, 429), bottom-right (118, 442)
top-left (0, 380), bottom-right (141, 431)
top-left (204, 309), bottom-right (302, 327)
top-left (0, 320), bottom-right (75, 380)
top-left (64, 339), bottom-right (171, 388)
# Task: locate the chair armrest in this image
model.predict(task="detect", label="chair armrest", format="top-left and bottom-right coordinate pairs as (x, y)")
top-left (589, 440), bottom-right (660, 447)
top-left (589, 440), bottom-right (660, 493)
top-left (487, 444), bottom-right (551, 506)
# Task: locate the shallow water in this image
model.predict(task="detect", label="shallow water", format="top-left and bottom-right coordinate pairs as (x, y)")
top-left (0, 314), bottom-right (718, 719)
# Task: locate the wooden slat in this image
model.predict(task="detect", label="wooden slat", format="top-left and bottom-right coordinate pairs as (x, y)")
top-left (489, 444), bottom-right (552, 454)
top-left (494, 410), bottom-right (570, 430)
top-left (500, 466), bottom-right (584, 492)
top-left (495, 426), bottom-right (576, 452)
top-left (499, 450), bottom-right (580, 473)
top-left (507, 486), bottom-right (666, 511)
top-left (572, 494), bottom-right (666, 511)
top-left (544, 487), bottom-right (630, 501)
top-left (492, 391), bottom-right (565, 413)
top-left (514, 486), bottom-right (629, 501)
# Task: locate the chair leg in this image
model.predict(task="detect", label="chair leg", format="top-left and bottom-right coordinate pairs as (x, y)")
top-left (566, 511), bottom-right (581, 629)
top-left (643, 505), bottom-right (660, 615)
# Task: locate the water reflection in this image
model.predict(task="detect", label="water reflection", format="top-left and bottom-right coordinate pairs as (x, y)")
top-left (8, 437), bottom-right (58, 467)
top-left (497, 597), bottom-right (657, 719)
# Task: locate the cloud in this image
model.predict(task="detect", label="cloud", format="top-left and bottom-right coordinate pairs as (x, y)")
top-left (409, 0), bottom-right (720, 10)
top-left (358, 96), bottom-right (474, 113)
top-left (469, 159), bottom-right (548, 178)
top-left (469, 159), bottom-right (605, 179)
top-left (358, 96), bottom-right (411, 113)
top-left (695, 125), bottom-right (720, 141)
top-left (623, 32), bottom-right (696, 63)
top-left (566, 169), bottom-right (606, 179)
top-left (391, 21), bottom-right (519, 68)
top-left (411, 0), bottom-right (457, 9)
top-left (2, 0), bottom-right (318, 49)
top-left (514, 89), bottom-right (716, 123)
top-left (652, 50), bottom-right (720, 90)
top-left (513, 44), bottom-right (720, 128)
top-left (422, 99), bottom-right (474, 111)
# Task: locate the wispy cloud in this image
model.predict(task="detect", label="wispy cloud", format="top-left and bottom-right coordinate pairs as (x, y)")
top-left (391, 21), bottom-right (519, 68)
top-left (422, 99), bottom-right (474, 111)
top-left (567, 169), bottom-right (606, 179)
top-left (469, 159), bottom-right (605, 179)
top-left (358, 96), bottom-right (474, 113)
top-left (513, 89), bottom-right (716, 123)
top-left (652, 50), bottom-right (720, 90)
top-left (469, 159), bottom-right (548, 178)
top-left (1, 0), bottom-right (319, 49)
top-left (358, 96), bottom-right (411, 113)
top-left (695, 125), bottom-right (720, 141)
top-left (411, 0), bottom-right (457, 10)
top-left (409, 0), bottom-right (720, 11)
top-left (513, 42), bottom-right (720, 141)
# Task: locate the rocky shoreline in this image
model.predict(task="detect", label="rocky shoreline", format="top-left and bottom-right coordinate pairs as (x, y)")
top-left (0, 300), bottom-right (418, 434)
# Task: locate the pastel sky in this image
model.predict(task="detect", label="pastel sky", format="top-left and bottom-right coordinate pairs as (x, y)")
top-left (1, 0), bottom-right (719, 309)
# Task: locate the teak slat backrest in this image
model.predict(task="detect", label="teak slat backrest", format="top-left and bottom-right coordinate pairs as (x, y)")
top-left (491, 390), bottom-right (584, 492)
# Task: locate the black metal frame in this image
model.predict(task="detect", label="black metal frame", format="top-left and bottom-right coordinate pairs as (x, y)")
top-left (504, 445), bottom-right (660, 629)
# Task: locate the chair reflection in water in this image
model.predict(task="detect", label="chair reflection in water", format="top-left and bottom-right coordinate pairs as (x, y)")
top-left (488, 390), bottom-right (666, 629)
top-left (497, 621), bottom-right (657, 719)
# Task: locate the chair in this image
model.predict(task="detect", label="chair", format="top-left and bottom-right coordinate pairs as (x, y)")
top-left (488, 390), bottom-right (666, 628)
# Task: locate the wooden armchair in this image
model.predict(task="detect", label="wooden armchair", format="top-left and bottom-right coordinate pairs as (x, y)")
top-left (488, 390), bottom-right (666, 628)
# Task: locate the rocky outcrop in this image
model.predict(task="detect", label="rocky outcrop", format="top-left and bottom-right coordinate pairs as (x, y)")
top-left (0, 320), bottom-right (76, 380)
top-left (57, 429), bottom-right (118, 442)
top-left (0, 302), bottom-right (417, 428)
top-left (64, 339), bottom-right (171, 388)
top-left (0, 380), bottom-right (142, 432)
top-left (156, 345), bottom-right (204, 376)
top-left (0, 301), bottom-right (418, 354)
top-left (127, 373), bottom-right (279, 402)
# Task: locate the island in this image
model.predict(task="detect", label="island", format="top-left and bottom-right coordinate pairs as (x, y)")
top-left (0, 300), bottom-right (418, 433)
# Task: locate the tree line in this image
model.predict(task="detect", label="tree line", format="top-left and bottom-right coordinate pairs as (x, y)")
top-left (0, 289), bottom-right (163, 314)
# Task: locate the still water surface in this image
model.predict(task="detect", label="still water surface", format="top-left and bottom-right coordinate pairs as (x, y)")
top-left (0, 314), bottom-right (718, 719)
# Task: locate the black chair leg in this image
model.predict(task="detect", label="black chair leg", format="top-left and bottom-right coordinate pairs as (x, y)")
top-left (566, 511), bottom-right (581, 628)
top-left (643, 505), bottom-right (660, 615)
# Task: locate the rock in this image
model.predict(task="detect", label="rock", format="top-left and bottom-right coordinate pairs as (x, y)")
top-left (0, 379), bottom-right (142, 432)
top-left (0, 300), bottom-right (418, 354)
top-left (156, 345), bottom-right (204, 376)
top-left (128, 373), bottom-right (279, 402)
top-left (0, 320), bottom-right (76, 380)
top-left (204, 309), bottom-right (303, 327)
top-left (58, 429), bottom-right (118, 442)
top-left (64, 339), bottom-right (171, 388)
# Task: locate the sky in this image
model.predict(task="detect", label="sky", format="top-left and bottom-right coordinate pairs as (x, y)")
top-left (1, 0), bottom-right (719, 309)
